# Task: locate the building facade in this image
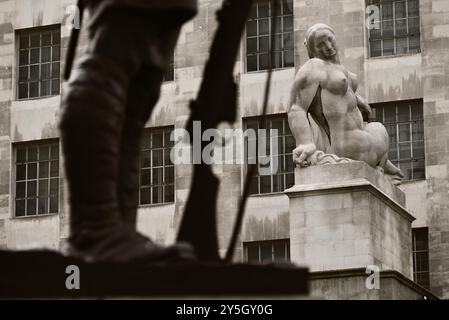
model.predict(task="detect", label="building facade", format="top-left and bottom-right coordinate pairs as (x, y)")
top-left (0, 0), bottom-right (448, 299)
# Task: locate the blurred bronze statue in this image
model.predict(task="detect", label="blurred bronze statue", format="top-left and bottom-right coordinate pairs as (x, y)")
top-left (288, 23), bottom-right (404, 184)
top-left (60, 0), bottom-right (198, 263)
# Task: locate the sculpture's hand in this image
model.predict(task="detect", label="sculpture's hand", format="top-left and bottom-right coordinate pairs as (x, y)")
top-left (293, 143), bottom-right (317, 167)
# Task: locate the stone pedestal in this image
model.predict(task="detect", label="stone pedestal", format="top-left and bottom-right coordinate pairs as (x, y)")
top-left (285, 162), bottom-right (415, 279)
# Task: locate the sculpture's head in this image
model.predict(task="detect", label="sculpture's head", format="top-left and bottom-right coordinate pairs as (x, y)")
top-left (304, 24), bottom-right (338, 61)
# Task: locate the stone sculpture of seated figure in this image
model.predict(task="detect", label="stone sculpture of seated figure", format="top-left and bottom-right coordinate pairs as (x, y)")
top-left (287, 23), bottom-right (404, 185)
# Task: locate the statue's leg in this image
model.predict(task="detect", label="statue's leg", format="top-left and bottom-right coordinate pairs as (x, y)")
top-left (118, 67), bottom-right (163, 229)
top-left (118, 24), bottom-right (181, 230)
top-left (60, 10), bottom-right (195, 263)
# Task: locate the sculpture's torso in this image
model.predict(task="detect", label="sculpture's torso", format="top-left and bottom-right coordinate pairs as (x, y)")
top-left (303, 58), bottom-right (388, 164)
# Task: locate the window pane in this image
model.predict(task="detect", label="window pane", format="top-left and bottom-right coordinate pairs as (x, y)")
top-left (42, 32), bottom-right (51, 46)
top-left (260, 243), bottom-right (272, 262)
top-left (283, 0), bottom-right (293, 15)
top-left (41, 46), bottom-right (51, 62)
top-left (16, 181), bottom-right (26, 198)
top-left (39, 161), bottom-right (49, 178)
top-left (19, 66), bottom-right (28, 82)
top-left (247, 245), bottom-right (259, 262)
top-left (41, 63), bottom-right (50, 80)
top-left (249, 176), bottom-right (258, 195)
top-left (140, 169), bottom-right (150, 185)
top-left (16, 200), bottom-right (25, 217)
top-left (247, 38), bottom-right (257, 54)
top-left (408, 0), bottom-right (419, 16)
top-left (247, 55), bottom-right (257, 72)
top-left (50, 160), bottom-right (59, 177)
top-left (413, 141), bottom-right (424, 158)
top-left (259, 35), bottom-right (269, 52)
top-left (258, 1), bottom-right (269, 18)
top-left (29, 82), bottom-right (39, 97)
top-left (51, 79), bottom-right (60, 95)
top-left (50, 178), bottom-right (59, 195)
top-left (382, 2), bottom-right (393, 20)
top-left (164, 185), bottom-right (174, 203)
top-left (141, 150), bottom-right (151, 167)
top-left (19, 50), bottom-right (29, 65)
top-left (27, 198), bottom-right (36, 215)
top-left (370, 40), bottom-right (382, 57)
top-left (52, 46), bottom-right (60, 61)
top-left (259, 18), bottom-right (269, 35)
top-left (399, 124), bottom-right (410, 141)
top-left (409, 34), bottom-right (420, 53)
top-left (247, 20), bottom-right (257, 37)
top-left (383, 39), bottom-right (394, 56)
top-left (409, 17), bottom-right (420, 34)
top-left (152, 168), bottom-right (163, 185)
top-left (152, 150), bottom-right (163, 166)
top-left (400, 161), bottom-right (412, 180)
top-left (51, 62), bottom-right (60, 79)
top-left (30, 65), bottom-right (39, 81)
top-left (260, 175), bottom-right (271, 193)
top-left (286, 172), bottom-right (294, 188)
top-left (49, 196), bottom-right (58, 213)
top-left (259, 53), bottom-right (270, 70)
top-left (17, 164), bottom-right (26, 180)
top-left (382, 20), bottom-right (394, 37)
top-left (41, 80), bottom-right (50, 96)
top-left (284, 15), bottom-right (293, 32)
top-left (395, 1), bottom-right (406, 19)
top-left (27, 181), bottom-right (37, 197)
top-left (395, 19), bottom-right (408, 36)
top-left (38, 197), bottom-right (48, 214)
top-left (50, 144), bottom-right (59, 159)
top-left (20, 35), bottom-right (29, 49)
top-left (52, 31), bottom-right (60, 44)
top-left (27, 163), bottom-right (37, 179)
top-left (413, 159), bottom-right (425, 179)
top-left (30, 48), bottom-right (40, 64)
top-left (17, 148), bottom-right (27, 162)
top-left (399, 143), bottom-right (411, 159)
top-left (166, 166), bottom-right (174, 183)
top-left (30, 33), bottom-right (40, 47)
top-left (152, 133), bottom-right (163, 148)
top-left (274, 241), bottom-right (287, 261)
top-left (283, 32), bottom-right (293, 49)
top-left (284, 50), bottom-right (294, 67)
top-left (152, 186), bottom-right (162, 204)
top-left (38, 179), bottom-right (49, 197)
top-left (140, 188), bottom-right (150, 205)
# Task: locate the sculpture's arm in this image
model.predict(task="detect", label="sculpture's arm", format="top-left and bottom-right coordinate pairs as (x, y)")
top-left (356, 93), bottom-right (372, 122)
top-left (288, 62), bottom-right (323, 166)
top-left (349, 71), bottom-right (372, 121)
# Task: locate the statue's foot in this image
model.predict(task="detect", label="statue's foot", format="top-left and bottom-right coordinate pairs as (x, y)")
top-left (64, 228), bottom-right (196, 265)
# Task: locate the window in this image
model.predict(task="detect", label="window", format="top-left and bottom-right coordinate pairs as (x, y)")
top-left (367, 0), bottom-right (420, 57)
top-left (17, 25), bottom-right (61, 100)
top-left (244, 239), bottom-right (290, 263)
top-left (244, 115), bottom-right (295, 195)
top-left (412, 227), bottom-right (430, 289)
top-left (371, 99), bottom-right (424, 181)
top-left (163, 54), bottom-right (175, 82)
top-left (140, 127), bottom-right (175, 205)
top-left (14, 141), bottom-right (60, 217)
top-left (246, 0), bottom-right (294, 72)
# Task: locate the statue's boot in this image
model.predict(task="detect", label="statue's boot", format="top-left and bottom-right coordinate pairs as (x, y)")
top-left (59, 16), bottom-right (195, 264)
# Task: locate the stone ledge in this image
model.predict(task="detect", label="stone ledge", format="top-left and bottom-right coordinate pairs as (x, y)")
top-left (310, 268), bottom-right (438, 300)
top-left (285, 178), bottom-right (415, 223)
top-left (0, 249), bottom-right (309, 299)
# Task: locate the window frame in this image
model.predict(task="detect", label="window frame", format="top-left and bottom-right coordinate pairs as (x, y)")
top-left (139, 126), bottom-right (175, 206)
top-left (371, 99), bottom-right (425, 182)
top-left (367, 0), bottom-right (421, 58)
top-left (412, 227), bottom-right (430, 289)
top-left (245, 0), bottom-right (295, 73)
top-left (16, 24), bottom-right (61, 101)
top-left (243, 239), bottom-right (291, 263)
top-left (243, 114), bottom-right (295, 196)
top-left (13, 139), bottom-right (60, 218)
